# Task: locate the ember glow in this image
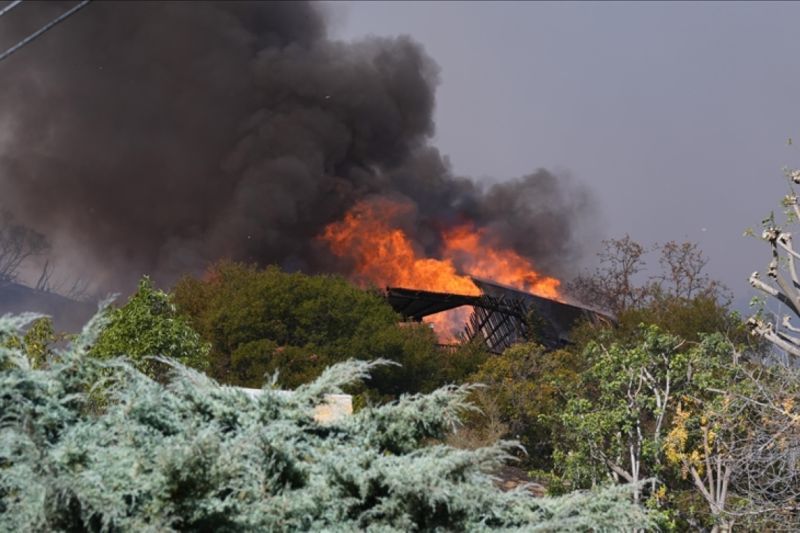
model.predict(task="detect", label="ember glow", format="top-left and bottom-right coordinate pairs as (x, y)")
top-left (320, 198), bottom-right (561, 340)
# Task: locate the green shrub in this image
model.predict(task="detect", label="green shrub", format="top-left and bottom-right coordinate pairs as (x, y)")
top-left (0, 312), bottom-right (651, 531)
top-left (90, 277), bottom-right (209, 380)
top-left (172, 262), bottom-right (488, 395)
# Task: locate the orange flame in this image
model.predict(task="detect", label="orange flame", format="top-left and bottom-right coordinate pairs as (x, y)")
top-left (320, 198), bottom-right (560, 340)
top-left (321, 199), bottom-right (479, 295)
top-left (442, 225), bottom-right (561, 299)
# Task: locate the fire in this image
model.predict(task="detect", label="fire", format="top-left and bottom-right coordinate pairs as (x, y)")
top-left (321, 199), bottom-right (479, 296)
top-left (320, 198), bottom-right (561, 340)
top-left (442, 225), bottom-right (561, 299)
top-left (423, 308), bottom-right (472, 343)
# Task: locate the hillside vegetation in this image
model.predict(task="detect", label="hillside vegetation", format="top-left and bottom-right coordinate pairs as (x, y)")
top-left (4, 174), bottom-right (800, 530)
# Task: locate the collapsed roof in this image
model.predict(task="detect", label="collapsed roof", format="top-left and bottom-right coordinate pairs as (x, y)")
top-left (385, 277), bottom-right (613, 353)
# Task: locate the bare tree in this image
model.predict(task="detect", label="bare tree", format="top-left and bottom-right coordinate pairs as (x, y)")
top-left (728, 369), bottom-right (800, 530)
top-left (569, 235), bottom-right (725, 314)
top-left (19, 254), bottom-right (94, 302)
top-left (740, 169), bottom-right (800, 529)
top-left (64, 276), bottom-right (91, 302)
top-left (568, 235), bottom-right (650, 314)
top-left (655, 241), bottom-right (729, 303)
top-left (748, 169), bottom-right (800, 358)
top-left (34, 259), bottom-right (55, 292)
top-left (0, 211), bottom-right (49, 284)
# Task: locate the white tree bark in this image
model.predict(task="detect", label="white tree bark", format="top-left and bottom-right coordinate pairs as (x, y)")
top-left (749, 179), bottom-right (800, 357)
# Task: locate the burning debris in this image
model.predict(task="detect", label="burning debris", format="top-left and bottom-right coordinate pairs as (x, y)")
top-left (386, 278), bottom-right (614, 353)
top-left (319, 197), bottom-right (565, 340)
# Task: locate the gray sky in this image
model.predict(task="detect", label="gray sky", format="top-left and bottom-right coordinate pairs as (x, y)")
top-left (327, 1), bottom-right (800, 310)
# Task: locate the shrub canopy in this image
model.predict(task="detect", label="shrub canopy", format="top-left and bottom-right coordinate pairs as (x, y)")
top-left (172, 262), bottom-right (487, 395)
top-left (0, 312), bottom-right (650, 531)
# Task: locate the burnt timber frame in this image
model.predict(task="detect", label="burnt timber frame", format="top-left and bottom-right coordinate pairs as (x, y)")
top-left (385, 279), bottom-right (614, 354)
top-left (463, 294), bottom-right (530, 353)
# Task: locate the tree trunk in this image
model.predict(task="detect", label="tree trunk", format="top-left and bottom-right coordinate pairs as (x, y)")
top-left (711, 516), bottom-right (734, 533)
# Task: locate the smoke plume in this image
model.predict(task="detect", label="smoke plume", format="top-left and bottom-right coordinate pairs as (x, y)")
top-left (0, 1), bottom-right (593, 293)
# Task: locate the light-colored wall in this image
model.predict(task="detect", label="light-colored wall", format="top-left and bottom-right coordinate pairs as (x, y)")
top-left (311, 394), bottom-right (353, 424)
top-left (238, 388), bottom-right (352, 424)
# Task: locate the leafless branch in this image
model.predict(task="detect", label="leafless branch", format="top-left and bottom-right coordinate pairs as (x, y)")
top-left (0, 211), bottom-right (50, 283)
top-left (34, 259), bottom-right (55, 292)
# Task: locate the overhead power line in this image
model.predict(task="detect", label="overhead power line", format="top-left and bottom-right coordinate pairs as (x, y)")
top-left (0, 0), bottom-right (90, 64)
top-left (0, 1), bottom-right (23, 18)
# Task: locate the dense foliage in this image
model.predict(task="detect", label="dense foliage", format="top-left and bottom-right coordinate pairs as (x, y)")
top-left (466, 343), bottom-right (583, 470)
top-left (90, 277), bottom-right (210, 380)
top-left (0, 316), bottom-right (56, 369)
top-left (172, 262), bottom-right (488, 395)
top-left (0, 313), bottom-right (651, 531)
top-left (457, 236), bottom-right (776, 529)
top-left (556, 327), bottom-right (750, 529)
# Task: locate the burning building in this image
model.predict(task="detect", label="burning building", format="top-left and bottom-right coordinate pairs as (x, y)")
top-left (386, 278), bottom-right (613, 353)
top-left (321, 197), bottom-right (612, 353)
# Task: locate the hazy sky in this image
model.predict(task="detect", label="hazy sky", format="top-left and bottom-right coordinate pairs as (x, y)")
top-left (327, 1), bottom-right (800, 310)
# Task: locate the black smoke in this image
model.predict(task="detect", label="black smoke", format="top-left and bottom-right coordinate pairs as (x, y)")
top-left (0, 1), bottom-right (593, 293)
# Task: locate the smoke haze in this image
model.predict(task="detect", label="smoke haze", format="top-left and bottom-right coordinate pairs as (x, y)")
top-left (0, 1), bottom-right (593, 293)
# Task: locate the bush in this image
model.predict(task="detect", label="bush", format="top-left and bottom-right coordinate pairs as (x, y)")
top-left (90, 277), bottom-right (210, 380)
top-left (172, 262), bottom-right (488, 395)
top-left (464, 343), bottom-right (585, 470)
top-left (0, 313), bottom-right (651, 531)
